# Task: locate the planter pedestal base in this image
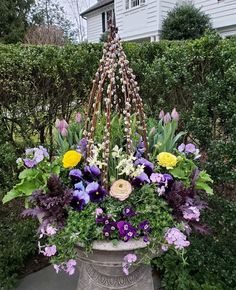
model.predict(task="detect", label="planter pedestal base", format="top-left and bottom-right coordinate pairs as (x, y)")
top-left (76, 240), bottom-right (158, 290)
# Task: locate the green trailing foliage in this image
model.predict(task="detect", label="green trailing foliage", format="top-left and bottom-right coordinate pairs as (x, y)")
top-left (153, 195), bottom-right (236, 290)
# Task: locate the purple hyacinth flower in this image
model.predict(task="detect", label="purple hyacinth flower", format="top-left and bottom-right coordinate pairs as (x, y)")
top-left (83, 165), bottom-right (101, 182)
top-left (135, 137), bottom-right (146, 158)
top-left (86, 182), bottom-right (107, 203)
top-left (132, 172), bottom-right (150, 187)
top-left (139, 220), bottom-right (151, 232)
top-left (134, 158), bottom-right (154, 176)
top-left (185, 143), bottom-right (196, 154)
top-left (77, 138), bottom-right (87, 157)
top-left (23, 158), bottom-right (37, 168)
top-left (123, 207), bottom-right (137, 217)
top-left (69, 169), bottom-right (83, 180)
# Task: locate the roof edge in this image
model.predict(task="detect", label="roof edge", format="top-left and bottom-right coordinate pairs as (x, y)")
top-left (81, 0), bottom-right (114, 17)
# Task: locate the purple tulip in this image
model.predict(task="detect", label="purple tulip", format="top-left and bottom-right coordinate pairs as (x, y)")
top-left (135, 137), bottom-right (146, 158)
top-left (171, 108), bottom-right (179, 121)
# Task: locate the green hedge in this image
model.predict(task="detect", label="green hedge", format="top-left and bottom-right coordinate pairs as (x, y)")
top-left (0, 32), bottom-right (236, 190)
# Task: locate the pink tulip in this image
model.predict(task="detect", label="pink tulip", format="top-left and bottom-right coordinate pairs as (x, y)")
top-left (55, 119), bottom-right (68, 137)
top-left (171, 108), bottom-right (179, 121)
top-left (159, 110), bottom-right (165, 120)
top-left (163, 113), bottom-right (171, 124)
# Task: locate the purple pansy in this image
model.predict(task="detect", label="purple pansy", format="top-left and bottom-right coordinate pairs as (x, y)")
top-left (123, 207), bottom-right (137, 218)
top-left (139, 220), bottom-right (151, 233)
top-left (117, 221), bottom-right (137, 242)
top-left (23, 158), bottom-right (37, 168)
top-left (69, 169), bottom-right (83, 181)
top-left (134, 158), bottom-right (154, 176)
top-left (71, 182), bottom-right (90, 211)
top-left (132, 172), bottom-right (150, 187)
top-left (86, 182), bottom-right (107, 203)
top-left (83, 165), bottom-right (101, 182)
top-left (103, 222), bottom-right (117, 238)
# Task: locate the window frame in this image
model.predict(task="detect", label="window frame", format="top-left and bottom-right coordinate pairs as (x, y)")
top-left (125, 0), bottom-right (145, 10)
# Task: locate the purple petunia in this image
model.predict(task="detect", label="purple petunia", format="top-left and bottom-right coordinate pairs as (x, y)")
top-left (86, 182), bottom-right (107, 203)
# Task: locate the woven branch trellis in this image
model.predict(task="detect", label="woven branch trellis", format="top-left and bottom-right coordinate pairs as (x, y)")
top-left (84, 23), bottom-right (148, 187)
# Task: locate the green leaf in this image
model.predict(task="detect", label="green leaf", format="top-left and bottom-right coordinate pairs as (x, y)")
top-left (2, 189), bottom-right (20, 204)
top-left (195, 181), bottom-right (213, 195)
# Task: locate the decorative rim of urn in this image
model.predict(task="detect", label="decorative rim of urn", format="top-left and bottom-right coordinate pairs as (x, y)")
top-left (89, 239), bottom-right (148, 251)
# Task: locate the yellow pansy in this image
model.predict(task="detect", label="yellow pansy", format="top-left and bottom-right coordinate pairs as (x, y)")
top-left (157, 152), bottom-right (177, 169)
top-left (62, 150), bottom-right (82, 168)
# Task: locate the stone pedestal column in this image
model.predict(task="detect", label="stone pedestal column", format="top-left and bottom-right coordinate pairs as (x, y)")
top-left (76, 240), bottom-right (158, 290)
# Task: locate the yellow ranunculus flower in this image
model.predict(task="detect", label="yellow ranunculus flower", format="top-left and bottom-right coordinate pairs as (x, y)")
top-left (62, 150), bottom-right (82, 168)
top-left (157, 152), bottom-right (177, 169)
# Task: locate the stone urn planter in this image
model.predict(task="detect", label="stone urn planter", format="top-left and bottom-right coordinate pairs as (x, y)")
top-left (76, 239), bottom-right (160, 290)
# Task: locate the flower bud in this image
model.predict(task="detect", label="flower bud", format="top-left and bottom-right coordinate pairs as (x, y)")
top-left (159, 110), bottom-right (165, 120)
top-left (171, 108), bottom-right (179, 121)
top-left (163, 113), bottom-right (171, 124)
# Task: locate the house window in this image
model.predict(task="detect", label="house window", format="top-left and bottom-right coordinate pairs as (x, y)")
top-left (126, 0), bottom-right (145, 10)
top-left (102, 9), bottom-right (115, 32)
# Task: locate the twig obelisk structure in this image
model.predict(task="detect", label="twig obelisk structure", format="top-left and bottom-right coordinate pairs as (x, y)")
top-left (84, 22), bottom-right (148, 186)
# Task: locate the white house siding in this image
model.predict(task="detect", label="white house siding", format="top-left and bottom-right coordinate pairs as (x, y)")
top-left (160, 0), bottom-right (177, 25)
top-left (115, 0), bottom-right (160, 41)
top-left (86, 4), bottom-right (115, 42)
top-left (193, 0), bottom-right (236, 36)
